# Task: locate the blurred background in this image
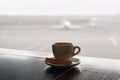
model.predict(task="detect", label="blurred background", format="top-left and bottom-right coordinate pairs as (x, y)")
top-left (0, 0), bottom-right (120, 59)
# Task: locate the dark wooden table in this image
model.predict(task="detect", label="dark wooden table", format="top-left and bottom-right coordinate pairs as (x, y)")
top-left (0, 48), bottom-right (120, 80)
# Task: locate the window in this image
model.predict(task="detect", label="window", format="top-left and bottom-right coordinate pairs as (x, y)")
top-left (0, 0), bottom-right (120, 59)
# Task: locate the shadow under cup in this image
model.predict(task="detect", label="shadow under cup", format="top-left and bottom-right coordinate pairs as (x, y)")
top-left (52, 42), bottom-right (81, 61)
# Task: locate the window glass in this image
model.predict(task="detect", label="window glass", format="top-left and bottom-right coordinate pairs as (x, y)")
top-left (0, 0), bottom-right (120, 59)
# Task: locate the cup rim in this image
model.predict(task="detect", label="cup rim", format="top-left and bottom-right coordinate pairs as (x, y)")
top-left (53, 42), bottom-right (72, 46)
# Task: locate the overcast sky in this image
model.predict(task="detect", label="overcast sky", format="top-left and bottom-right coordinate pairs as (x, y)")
top-left (0, 0), bottom-right (120, 16)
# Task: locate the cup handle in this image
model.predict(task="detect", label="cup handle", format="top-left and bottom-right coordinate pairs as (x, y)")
top-left (72, 46), bottom-right (81, 56)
